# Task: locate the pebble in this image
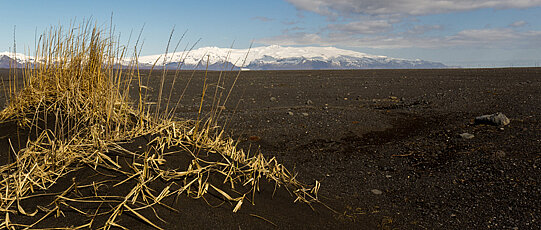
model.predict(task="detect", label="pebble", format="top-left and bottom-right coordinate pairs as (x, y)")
top-left (371, 189), bottom-right (383, 195)
top-left (270, 97), bottom-right (277, 102)
top-left (460, 133), bottom-right (475, 139)
top-left (493, 150), bottom-right (506, 158)
top-left (302, 112), bottom-right (309, 116)
top-left (475, 112), bottom-right (510, 126)
top-left (288, 111), bottom-right (294, 116)
top-left (306, 99), bottom-right (313, 105)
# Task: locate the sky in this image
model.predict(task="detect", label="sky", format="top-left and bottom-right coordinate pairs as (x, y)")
top-left (1, 0), bottom-right (541, 67)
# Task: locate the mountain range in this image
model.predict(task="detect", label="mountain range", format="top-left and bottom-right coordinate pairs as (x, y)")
top-left (1, 46), bottom-right (448, 70)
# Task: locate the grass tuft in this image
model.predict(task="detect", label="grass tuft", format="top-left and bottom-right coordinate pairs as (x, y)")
top-left (0, 22), bottom-right (320, 229)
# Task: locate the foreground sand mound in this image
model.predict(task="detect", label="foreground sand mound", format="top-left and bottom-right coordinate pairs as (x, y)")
top-left (0, 23), bottom-right (322, 229)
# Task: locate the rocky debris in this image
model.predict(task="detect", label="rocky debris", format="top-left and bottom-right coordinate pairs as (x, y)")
top-left (460, 133), bottom-right (475, 139)
top-left (493, 150), bottom-right (506, 158)
top-left (287, 111), bottom-right (294, 116)
top-left (302, 112), bottom-right (309, 117)
top-left (270, 97), bottom-right (277, 102)
top-left (371, 189), bottom-right (383, 195)
top-left (474, 112), bottom-right (510, 126)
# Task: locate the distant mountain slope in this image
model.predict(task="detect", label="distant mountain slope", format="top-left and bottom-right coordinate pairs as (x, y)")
top-left (137, 45), bottom-right (447, 70)
top-left (1, 46), bottom-right (448, 70)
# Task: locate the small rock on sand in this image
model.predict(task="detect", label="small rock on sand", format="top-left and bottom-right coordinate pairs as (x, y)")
top-left (306, 99), bottom-right (314, 105)
top-left (460, 133), bottom-right (475, 139)
top-left (493, 150), bottom-right (506, 158)
top-left (371, 189), bottom-right (383, 195)
top-left (474, 112), bottom-right (510, 126)
top-left (288, 111), bottom-right (294, 116)
top-left (270, 97), bottom-right (277, 102)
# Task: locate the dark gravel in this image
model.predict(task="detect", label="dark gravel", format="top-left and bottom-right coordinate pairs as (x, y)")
top-left (1, 68), bottom-right (540, 229)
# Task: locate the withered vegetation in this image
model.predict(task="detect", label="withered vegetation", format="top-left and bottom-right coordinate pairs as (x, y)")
top-left (0, 22), bottom-right (319, 229)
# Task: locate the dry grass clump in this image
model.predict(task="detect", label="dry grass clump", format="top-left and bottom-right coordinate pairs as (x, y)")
top-left (0, 22), bottom-right (319, 229)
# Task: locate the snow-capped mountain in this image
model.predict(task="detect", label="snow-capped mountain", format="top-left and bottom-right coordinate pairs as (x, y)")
top-left (0, 52), bottom-right (34, 68)
top-left (1, 46), bottom-right (448, 70)
top-left (136, 45), bottom-right (447, 70)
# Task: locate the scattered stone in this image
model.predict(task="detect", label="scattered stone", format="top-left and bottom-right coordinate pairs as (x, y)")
top-left (474, 112), bottom-right (510, 126)
top-left (460, 133), bottom-right (475, 139)
top-left (248, 136), bottom-right (261, 142)
top-left (306, 99), bottom-right (314, 105)
top-left (270, 97), bottom-right (277, 102)
top-left (371, 189), bottom-right (383, 195)
top-left (287, 111), bottom-right (294, 116)
top-left (302, 112), bottom-right (309, 117)
top-left (493, 150), bottom-right (506, 158)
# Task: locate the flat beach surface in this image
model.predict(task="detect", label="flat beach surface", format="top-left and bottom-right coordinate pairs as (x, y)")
top-left (1, 68), bottom-right (540, 229)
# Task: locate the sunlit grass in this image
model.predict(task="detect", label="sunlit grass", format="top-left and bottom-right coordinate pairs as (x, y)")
top-left (0, 21), bottom-right (320, 229)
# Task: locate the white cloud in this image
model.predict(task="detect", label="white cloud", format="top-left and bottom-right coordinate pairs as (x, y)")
top-left (451, 28), bottom-right (518, 42)
top-left (406, 25), bottom-right (444, 35)
top-left (275, 1), bottom-right (541, 51)
top-left (252, 16), bottom-right (273, 22)
top-left (286, 0), bottom-right (541, 17)
top-left (258, 27), bottom-right (541, 49)
top-left (509, 20), bottom-right (528, 27)
top-left (327, 20), bottom-right (392, 34)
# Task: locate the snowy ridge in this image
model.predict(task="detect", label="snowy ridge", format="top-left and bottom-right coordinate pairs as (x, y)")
top-left (1, 46), bottom-right (448, 70)
top-left (0, 52), bottom-right (35, 67)
top-left (137, 45), bottom-right (388, 67)
top-left (135, 45), bottom-right (447, 70)
top-left (0, 52), bottom-right (34, 62)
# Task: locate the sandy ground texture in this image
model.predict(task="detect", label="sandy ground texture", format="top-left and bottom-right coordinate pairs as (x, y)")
top-left (0, 68), bottom-right (540, 229)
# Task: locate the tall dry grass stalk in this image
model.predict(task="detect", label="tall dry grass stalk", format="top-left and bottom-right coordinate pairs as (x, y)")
top-left (0, 22), bottom-right (320, 229)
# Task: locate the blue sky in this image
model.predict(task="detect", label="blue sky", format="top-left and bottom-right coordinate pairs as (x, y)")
top-left (1, 0), bottom-right (541, 67)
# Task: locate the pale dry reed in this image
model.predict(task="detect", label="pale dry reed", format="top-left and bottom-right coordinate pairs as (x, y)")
top-left (0, 22), bottom-right (320, 229)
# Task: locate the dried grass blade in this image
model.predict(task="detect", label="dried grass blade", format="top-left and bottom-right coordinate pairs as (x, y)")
top-left (123, 203), bottom-right (163, 230)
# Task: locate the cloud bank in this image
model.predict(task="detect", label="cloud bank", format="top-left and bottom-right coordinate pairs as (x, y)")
top-left (286, 0), bottom-right (541, 16)
top-left (257, 0), bottom-right (541, 50)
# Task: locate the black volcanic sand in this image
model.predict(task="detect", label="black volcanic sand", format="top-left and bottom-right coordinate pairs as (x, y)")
top-left (0, 68), bottom-right (540, 229)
